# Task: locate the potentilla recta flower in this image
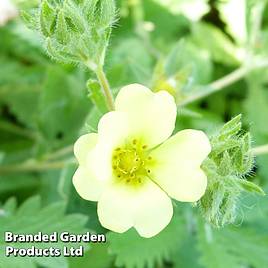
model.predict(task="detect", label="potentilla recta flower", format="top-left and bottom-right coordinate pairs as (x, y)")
top-left (73, 84), bottom-right (211, 238)
top-left (0, 0), bottom-right (18, 27)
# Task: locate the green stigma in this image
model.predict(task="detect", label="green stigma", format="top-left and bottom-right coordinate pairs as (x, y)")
top-left (112, 139), bottom-right (153, 185)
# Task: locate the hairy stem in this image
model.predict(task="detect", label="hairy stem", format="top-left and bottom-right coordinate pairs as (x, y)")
top-left (95, 66), bottom-right (115, 111)
top-left (0, 158), bottom-right (76, 175)
top-left (251, 144), bottom-right (268, 156)
top-left (42, 145), bottom-right (73, 161)
top-left (179, 60), bottom-right (268, 106)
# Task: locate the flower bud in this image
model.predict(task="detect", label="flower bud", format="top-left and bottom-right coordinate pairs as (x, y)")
top-left (25, 0), bottom-right (116, 67)
top-left (199, 115), bottom-right (264, 227)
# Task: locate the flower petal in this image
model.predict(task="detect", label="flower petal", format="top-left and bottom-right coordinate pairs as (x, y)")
top-left (133, 180), bottom-right (173, 238)
top-left (74, 133), bottom-right (98, 165)
top-left (150, 129), bottom-right (211, 202)
top-left (115, 84), bottom-right (177, 147)
top-left (73, 167), bottom-right (106, 201)
top-left (97, 179), bottom-right (173, 237)
top-left (88, 111), bottom-right (130, 181)
top-left (97, 182), bottom-right (135, 233)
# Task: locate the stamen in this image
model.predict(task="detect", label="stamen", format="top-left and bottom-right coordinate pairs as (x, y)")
top-left (112, 139), bottom-right (149, 186)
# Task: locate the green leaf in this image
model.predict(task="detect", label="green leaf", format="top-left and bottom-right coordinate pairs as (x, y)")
top-left (107, 215), bottom-right (185, 268)
top-left (0, 196), bottom-right (88, 268)
top-left (191, 22), bottom-right (240, 65)
top-left (40, 0), bottom-right (56, 37)
top-left (55, 10), bottom-right (69, 45)
top-left (197, 222), bottom-right (268, 268)
top-left (96, 0), bottom-right (117, 28)
top-left (69, 243), bottom-right (113, 268)
top-left (0, 174), bottom-right (39, 196)
top-left (218, 114), bottom-right (242, 140)
top-left (172, 234), bottom-right (202, 268)
top-left (108, 38), bottom-right (153, 87)
top-left (233, 178), bottom-right (265, 195)
top-left (38, 66), bottom-right (90, 145)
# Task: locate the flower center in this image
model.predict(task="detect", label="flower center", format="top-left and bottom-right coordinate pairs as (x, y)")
top-left (112, 139), bottom-right (152, 185)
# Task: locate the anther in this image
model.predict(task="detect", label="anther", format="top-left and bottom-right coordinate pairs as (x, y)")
top-left (132, 139), bottom-right (137, 145)
top-left (148, 156), bottom-right (152, 160)
top-left (142, 145), bottom-right (147, 149)
top-left (147, 169), bottom-right (151, 173)
top-left (115, 147), bottom-right (121, 151)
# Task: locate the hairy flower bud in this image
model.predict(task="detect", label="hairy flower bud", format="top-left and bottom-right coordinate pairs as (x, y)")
top-left (199, 115), bottom-right (264, 227)
top-left (23, 0), bottom-right (117, 67)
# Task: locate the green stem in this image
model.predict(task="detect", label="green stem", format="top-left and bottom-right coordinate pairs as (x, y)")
top-left (42, 145), bottom-right (73, 161)
top-left (251, 144), bottom-right (268, 156)
top-left (95, 66), bottom-right (115, 111)
top-left (179, 60), bottom-right (268, 106)
top-left (0, 158), bottom-right (76, 175)
top-left (0, 120), bottom-right (37, 140)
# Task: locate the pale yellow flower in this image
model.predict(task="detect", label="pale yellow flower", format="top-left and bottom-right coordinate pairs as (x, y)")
top-left (73, 84), bottom-right (211, 238)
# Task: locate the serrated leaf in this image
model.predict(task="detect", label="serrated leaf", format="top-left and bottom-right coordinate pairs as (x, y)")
top-left (55, 10), bottom-right (69, 45)
top-left (20, 10), bottom-right (39, 30)
top-left (40, 0), bottom-right (56, 37)
top-left (197, 222), bottom-right (268, 268)
top-left (107, 216), bottom-right (185, 268)
top-left (0, 196), bottom-right (88, 268)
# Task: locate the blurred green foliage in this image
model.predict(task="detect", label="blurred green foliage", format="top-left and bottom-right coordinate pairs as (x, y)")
top-left (0, 0), bottom-right (268, 268)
